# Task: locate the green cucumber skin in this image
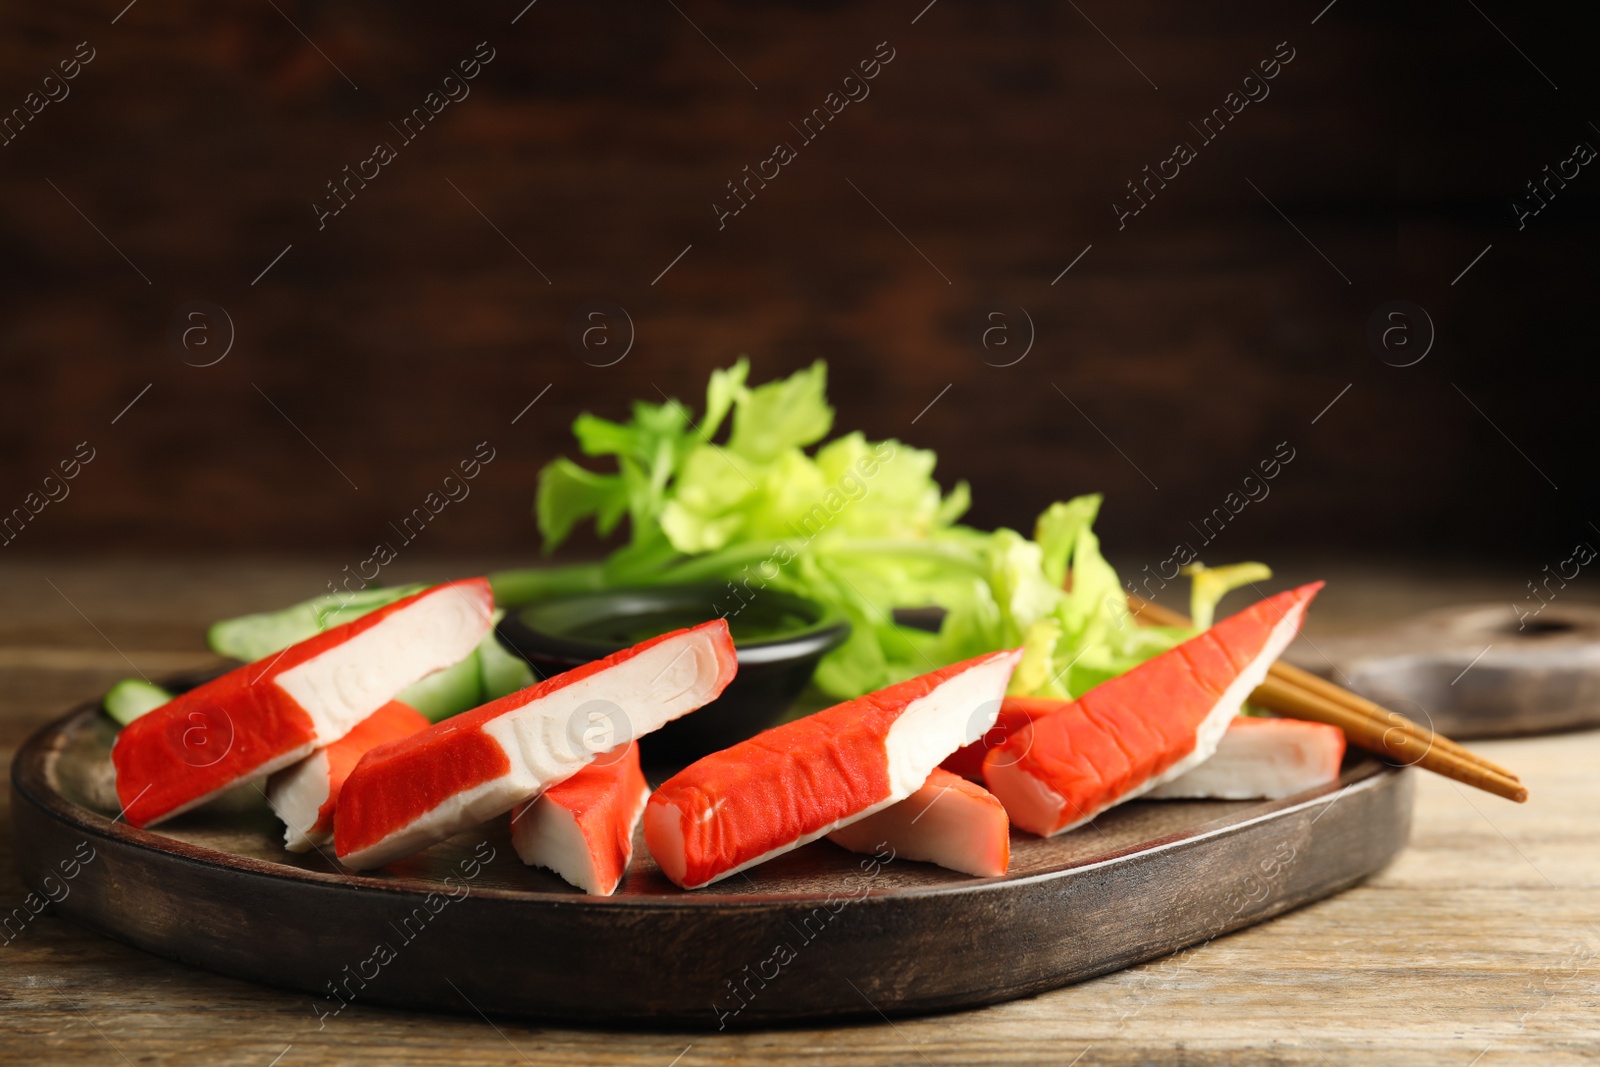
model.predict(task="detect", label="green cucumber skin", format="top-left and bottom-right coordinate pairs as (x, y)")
top-left (395, 653), bottom-right (483, 722)
top-left (477, 631), bottom-right (535, 701)
top-left (204, 585), bottom-right (540, 726)
top-left (104, 679), bottom-right (174, 726)
top-left (207, 585), bottom-right (425, 661)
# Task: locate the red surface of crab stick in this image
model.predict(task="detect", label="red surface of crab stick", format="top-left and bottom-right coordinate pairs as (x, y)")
top-left (827, 768), bottom-right (1010, 878)
top-left (941, 696), bottom-right (1062, 782)
top-left (335, 620), bottom-right (737, 870)
top-left (112, 579), bottom-right (494, 828)
top-left (1146, 715), bottom-right (1346, 800)
top-left (510, 741), bottom-right (649, 896)
top-left (267, 701), bottom-right (431, 852)
top-left (984, 583), bottom-right (1322, 837)
top-left (644, 647), bottom-right (1023, 890)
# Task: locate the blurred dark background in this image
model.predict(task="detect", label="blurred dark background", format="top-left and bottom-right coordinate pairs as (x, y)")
top-left (2, 0), bottom-right (1595, 569)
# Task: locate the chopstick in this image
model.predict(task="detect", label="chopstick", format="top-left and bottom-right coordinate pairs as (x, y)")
top-left (1128, 595), bottom-right (1518, 779)
top-left (1125, 594), bottom-right (1528, 803)
top-left (1250, 675), bottom-right (1526, 802)
top-left (1272, 658), bottom-right (1518, 780)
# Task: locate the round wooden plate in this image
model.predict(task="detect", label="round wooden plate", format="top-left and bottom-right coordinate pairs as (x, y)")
top-left (1291, 602), bottom-right (1600, 738)
top-left (11, 695), bottom-right (1412, 1028)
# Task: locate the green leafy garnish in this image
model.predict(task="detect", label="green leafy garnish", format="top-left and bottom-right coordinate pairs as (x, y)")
top-left (1182, 561), bottom-right (1273, 630)
top-left (502, 360), bottom-right (1197, 699)
top-left (189, 360), bottom-right (1271, 721)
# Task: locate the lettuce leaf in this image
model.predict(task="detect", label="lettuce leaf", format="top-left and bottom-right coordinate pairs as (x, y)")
top-left (727, 359), bottom-right (833, 462)
top-left (514, 361), bottom-right (1204, 699)
top-left (535, 459), bottom-right (628, 550)
top-left (212, 361), bottom-right (1260, 711)
top-left (1183, 561), bottom-right (1273, 629)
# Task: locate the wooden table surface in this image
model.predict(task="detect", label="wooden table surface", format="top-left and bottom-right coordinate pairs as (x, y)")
top-left (2, 558), bottom-right (1597, 1066)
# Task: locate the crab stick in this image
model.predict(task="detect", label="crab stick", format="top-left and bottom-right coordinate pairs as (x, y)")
top-left (335, 620), bottom-right (736, 870)
top-left (984, 583), bottom-right (1322, 837)
top-left (644, 648), bottom-right (1023, 890)
top-left (112, 579), bottom-right (494, 828)
top-left (1146, 715), bottom-right (1346, 800)
top-left (510, 741), bottom-right (649, 895)
top-left (267, 701), bottom-right (431, 851)
top-left (941, 696), bottom-right (1061, 782)
top-left (827, 768), bottom-right (1010, 877)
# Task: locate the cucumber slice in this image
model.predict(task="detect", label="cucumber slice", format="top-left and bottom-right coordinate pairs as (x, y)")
top-left (398, 616), bottom-right (533, 721)
top-left (478, 622), bottom-right (534, 700)
top-left (396, 653), bottom-right (483, 723)
top-left (104, 679), bottom-right (174, 726)
top-left (207, 582), bottom-right (522, 724)
top-left (207, 585), bottom-right (426, 661)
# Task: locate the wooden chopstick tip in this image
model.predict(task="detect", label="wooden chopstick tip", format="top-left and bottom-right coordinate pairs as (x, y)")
top-left (1123, 590), bottom-right (1528, 802)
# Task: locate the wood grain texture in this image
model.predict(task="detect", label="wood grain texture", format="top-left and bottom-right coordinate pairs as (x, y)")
top-left (2, 560), bottom-right (1597, 1064)
top-left (1, 3), bottom-right (1596, 561)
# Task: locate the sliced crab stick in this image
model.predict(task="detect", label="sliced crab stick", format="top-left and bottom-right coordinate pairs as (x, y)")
top-left (510, 741), bottom-right (649, 896)
top-left (827, 768), bottom-right (1010, 877)
top-left (1146, 715), bottom-right (1346, 800)
top-left (112, 579), bottom-right (493, 828)
top-left (335, 620), bottom-right (736, 870)
top-left (984, 582), bottom-right (1322, 837)
top-left (644, 647), bottom-right (1023, 890)
top-left (267, 701), bottom-right (431, 851)
top-left (941, 696), bottom-right (1061, 782)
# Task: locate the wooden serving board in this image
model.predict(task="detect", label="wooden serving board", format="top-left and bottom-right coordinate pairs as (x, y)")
top-left (1290, 602), bottom-right (1600, 738)
top-left (10, 695), bottom-right (1412, 1028)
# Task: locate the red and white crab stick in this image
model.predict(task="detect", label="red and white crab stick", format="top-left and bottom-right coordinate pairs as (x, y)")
top-left (983, 583), bottom-right (1322, 837)
top-left (510, 741), bottom-right (649, 896)
top-left (940, 695), bottom-right (1059, 782)
top-left (267, 701), bottom-right (431, 852)
top-left (112, 579), bottom-right (493, 828)
top-left (644, 647), bottom-right (1023, 890)
top-left (1146, 715), bottom-right (1345, 800)
top-left (947, 700), bottom-right (1346, 802)
top-left (335, 620), bottom-right (736, 870)
top-left (827, 768), bottom-right (1010, 878)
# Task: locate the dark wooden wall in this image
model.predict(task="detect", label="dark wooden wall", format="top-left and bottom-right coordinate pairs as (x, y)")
top-left (1, 0), bottom-right (1594, 565)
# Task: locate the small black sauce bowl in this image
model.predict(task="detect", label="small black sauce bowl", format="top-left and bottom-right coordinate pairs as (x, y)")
top-left (494, 583), bottom-right (849, 765)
